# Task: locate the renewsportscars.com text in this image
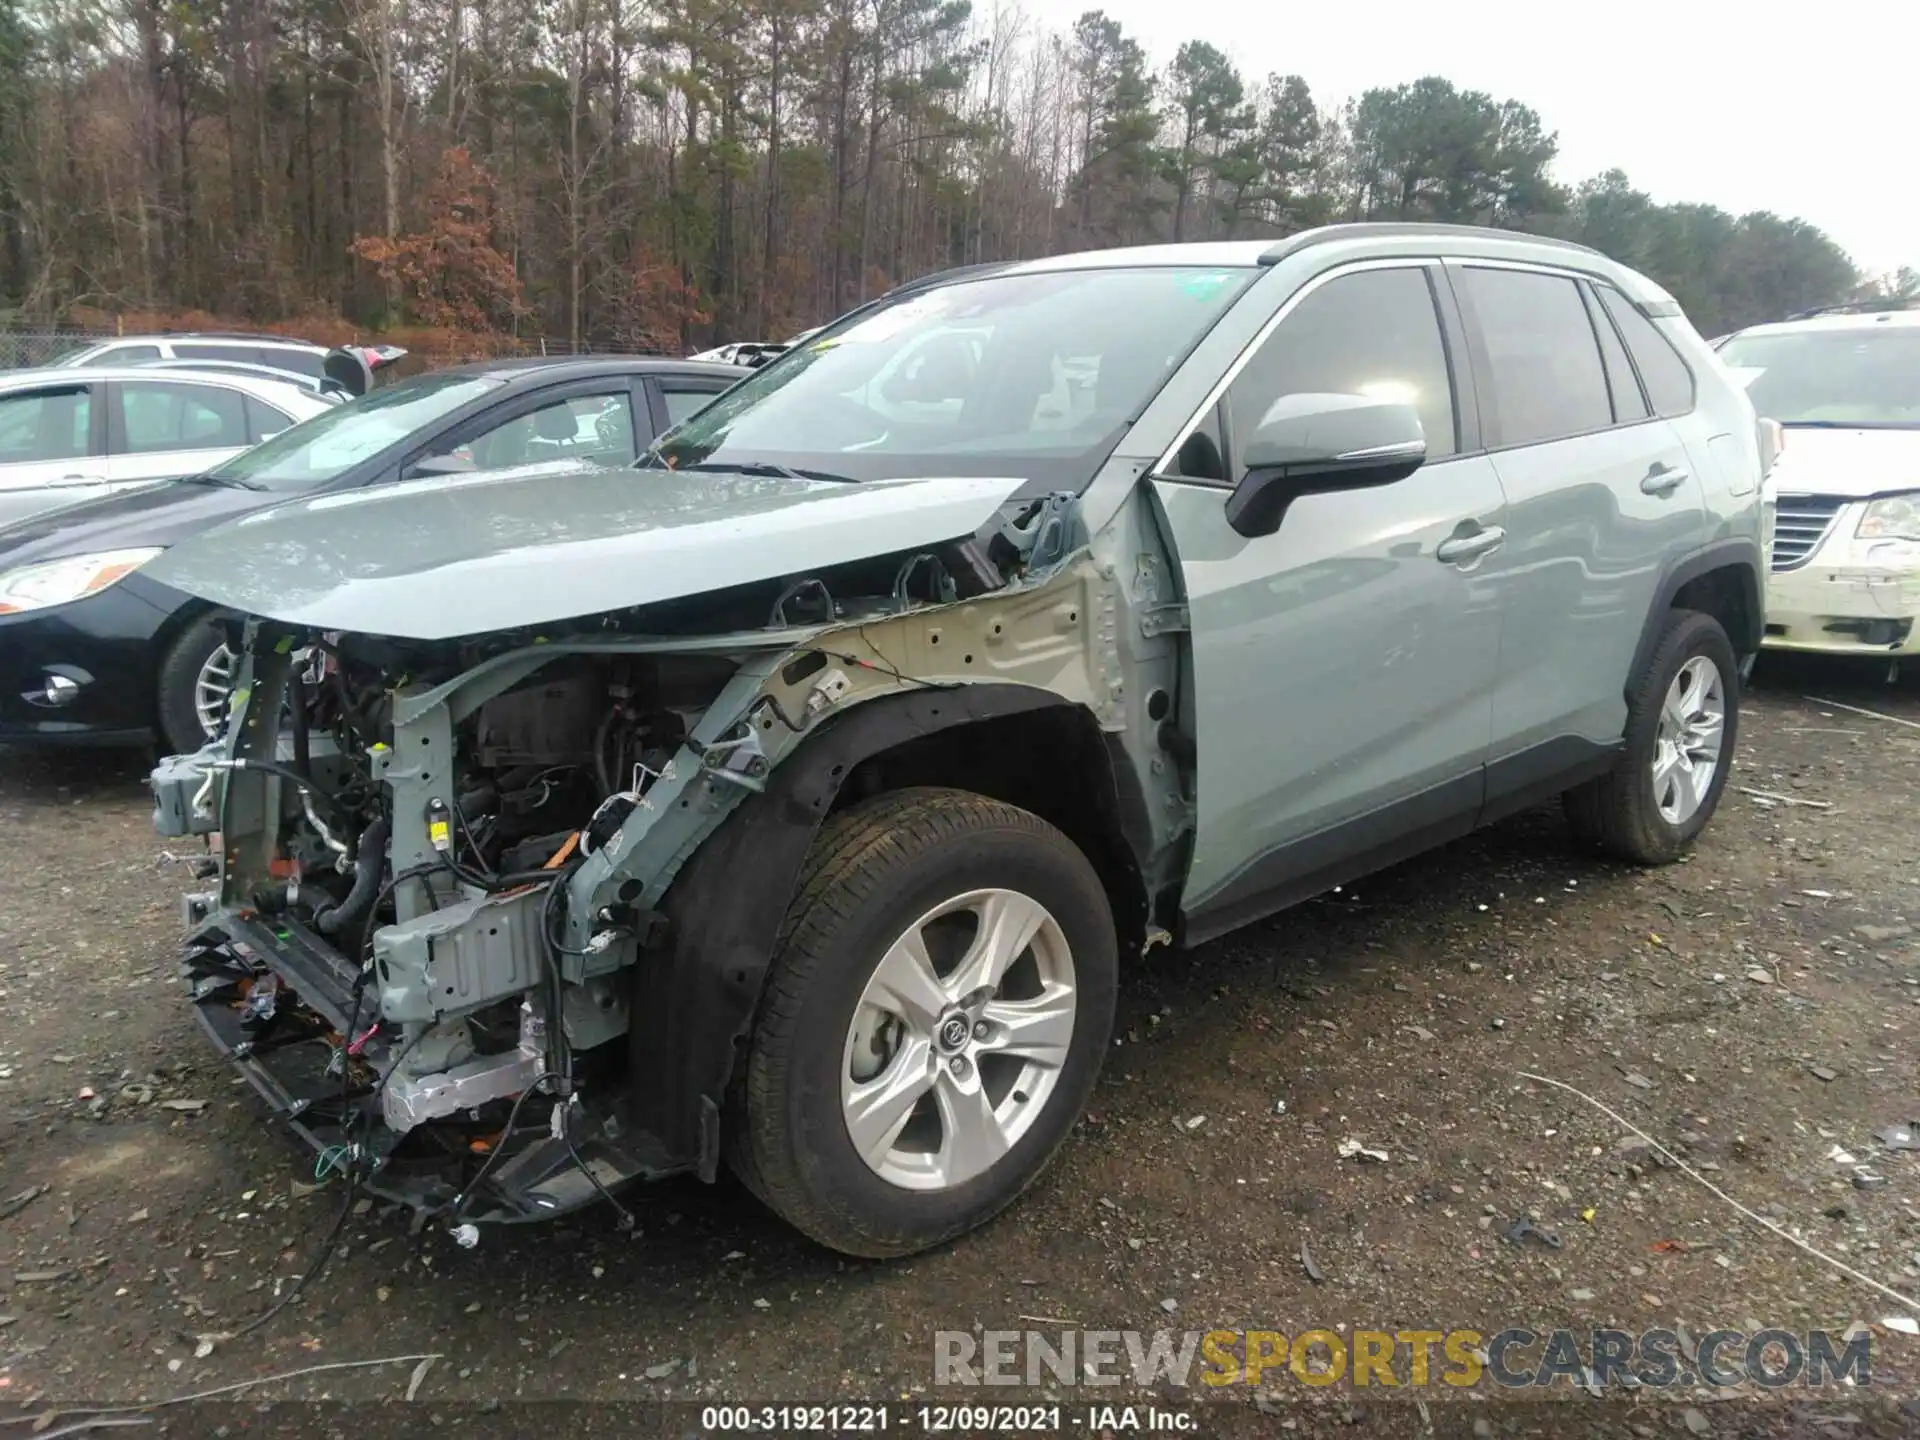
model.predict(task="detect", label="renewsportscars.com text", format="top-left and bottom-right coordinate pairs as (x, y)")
top-left (934, 1327), bottom-right (1871, 1390)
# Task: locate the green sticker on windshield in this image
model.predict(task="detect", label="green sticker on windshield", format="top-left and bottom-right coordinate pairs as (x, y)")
top-left (1178, 273), bottom-right (1233, 299)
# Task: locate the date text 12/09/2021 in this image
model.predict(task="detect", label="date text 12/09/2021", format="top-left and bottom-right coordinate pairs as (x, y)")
top-left (699, 1405), bottom-right (1196, 1432)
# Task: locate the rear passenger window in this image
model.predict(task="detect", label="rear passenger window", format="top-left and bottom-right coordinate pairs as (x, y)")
top-left (1459, 267), bottom-right (1613, 447)
top-left (1596, 286), bottom-right (1695, 417)
top-left (115, 381), bottom-right (250, 453)
top-left (245, 395), bottom-right (294, 443)
top-left (1582, 285), bottom-right (1650, 423)
top-left (1226, 266), bottom-right (1458, 465)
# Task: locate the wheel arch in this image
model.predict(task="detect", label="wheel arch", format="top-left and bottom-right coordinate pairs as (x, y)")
top-left (147, 592), bottom-right (229, 663)
top-left (1628, 538), bottom-right (1763, 697)
top-left (145, 593), bottom-right (241, 740)
top-left (626, 683), bottom-right (1151, 1181)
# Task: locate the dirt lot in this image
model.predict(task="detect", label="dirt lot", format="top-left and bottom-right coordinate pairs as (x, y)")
top-left (3, 653), bottom-right (1920, 1435)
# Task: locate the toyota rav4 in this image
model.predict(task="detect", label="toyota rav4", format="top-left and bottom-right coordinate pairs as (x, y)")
top-left (148, 224), bottom-right (1768, 1258)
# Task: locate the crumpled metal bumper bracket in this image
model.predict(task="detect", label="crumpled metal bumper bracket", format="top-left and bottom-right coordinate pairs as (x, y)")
top-left (180, 919), bottom-right (675, 1224)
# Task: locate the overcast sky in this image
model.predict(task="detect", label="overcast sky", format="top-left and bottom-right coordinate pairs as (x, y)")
top-left (1027, 0), bottom-right (1919, 277)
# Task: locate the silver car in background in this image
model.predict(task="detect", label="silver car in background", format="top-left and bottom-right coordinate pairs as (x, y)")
top-left (0, 366), bottom-right (335, 529)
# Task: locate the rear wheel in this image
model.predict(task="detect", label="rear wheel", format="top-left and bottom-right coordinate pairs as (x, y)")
top-left (729, 787), bottom-right (1117, 1258)
top-left (1565, 608), bottom-right (1738, 863)
top-left (156, 612), bottom-right (237, 755)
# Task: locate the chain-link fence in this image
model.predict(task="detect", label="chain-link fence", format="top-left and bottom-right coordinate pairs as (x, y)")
top-left (0, 328), bottom-right (104, 370)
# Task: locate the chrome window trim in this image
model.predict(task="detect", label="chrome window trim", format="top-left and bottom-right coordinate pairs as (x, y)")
top-left (1447, 255), bottom-right (1611, 283)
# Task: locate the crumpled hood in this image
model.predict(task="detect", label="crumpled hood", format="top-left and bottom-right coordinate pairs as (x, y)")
top-left (1769, 427), bottom-right (1920, 501)
top-left (142, 460), bottom-right (1032, 640)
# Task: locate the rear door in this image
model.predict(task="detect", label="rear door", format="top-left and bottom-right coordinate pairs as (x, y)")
top-left (1593, 284), bottom-right (1725, 491)
top-left (104, 378), bottom-right (256, 489)
top-left (1446, 262), bottom-right (1707, 793)
top-left (1152, 261), bottom-right (1509, 928)
top-left (0, 381), bottom-right (107, 526)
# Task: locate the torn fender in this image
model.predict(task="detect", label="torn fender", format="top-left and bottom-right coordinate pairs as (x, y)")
top-left (628, 681), bottom-right (1092, 1179)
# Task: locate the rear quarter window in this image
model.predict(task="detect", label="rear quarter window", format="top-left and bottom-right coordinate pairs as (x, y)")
top-left (260, 349), bottom-right (327, 380)
top-left (245, 395), bottom-right (295, 443)
top-left (1596, 286), bottom-right (1696, 418)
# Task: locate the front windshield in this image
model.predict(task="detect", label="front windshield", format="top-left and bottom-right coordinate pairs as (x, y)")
top-left (207, 372), bottom-right (502, 490)
top-left (653, 265), bottom-right (1258, 485)
top-left (1718, 326), bottom-right (1920, 428)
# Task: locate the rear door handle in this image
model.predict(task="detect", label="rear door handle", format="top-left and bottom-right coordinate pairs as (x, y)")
top-left (1436, 525), bottom-right (1506, 565)
top-left (1641, 464), bottom-right (1688, 497)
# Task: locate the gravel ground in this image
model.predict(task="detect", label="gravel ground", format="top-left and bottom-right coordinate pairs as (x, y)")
top-left (3, 653), bottom-right (1920, 1436)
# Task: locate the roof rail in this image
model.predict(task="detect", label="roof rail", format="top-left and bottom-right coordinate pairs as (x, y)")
top-left (883, 261), bottom-right (1013, 298)
top-left (134, 329), bottom-right (318, 343)
top-left (1783, 297), bottom-right (1920, 321)
top-left (1257, 222), bottom-right (1607, 267)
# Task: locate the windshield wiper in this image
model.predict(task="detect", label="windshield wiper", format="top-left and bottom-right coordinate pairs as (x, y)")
top-left (682, 460), bottom-right (861, 484)
top-left (173, 472), bottom-right (267, 491)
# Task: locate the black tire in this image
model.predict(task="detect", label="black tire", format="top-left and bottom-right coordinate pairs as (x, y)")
top-left (1565, 608), bottom-right (1739, 864)
top-left (728, 786), bottom-right (1117, 1258)
top-left (155, 611), bottom-right (235, 756)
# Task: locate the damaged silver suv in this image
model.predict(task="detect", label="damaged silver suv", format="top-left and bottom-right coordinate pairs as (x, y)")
top-left (149, 224), bottom-right (1767, 1258)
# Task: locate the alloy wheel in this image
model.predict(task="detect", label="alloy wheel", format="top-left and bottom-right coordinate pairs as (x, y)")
top-left (1651, 654), bottom-right (1726, 825)
top-left (840, 887), bottom-right (1077, 1192)
top-left (194, 643), bottom-right (236, 739)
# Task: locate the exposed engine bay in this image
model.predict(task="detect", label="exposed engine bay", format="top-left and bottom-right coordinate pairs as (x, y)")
top-left (160, 638), bottom-right (748, 1224)
top-left (147, 489), bottom-right (1178, 1229)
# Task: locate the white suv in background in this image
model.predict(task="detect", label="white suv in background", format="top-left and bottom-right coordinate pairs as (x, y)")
top-left (49, 333), bottom-right (332, 385)
top-left (1717, 306), bottom-right (1920, 662)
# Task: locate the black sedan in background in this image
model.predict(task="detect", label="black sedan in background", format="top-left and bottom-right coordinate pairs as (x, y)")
top-left (0, 356), bottom-right (748, 752)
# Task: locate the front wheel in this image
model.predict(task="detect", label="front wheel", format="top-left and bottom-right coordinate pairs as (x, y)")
top-left (729, 787), bottom-right (1117, 1258)
top-left (1565, 608), bottom-right (1739, 863)
top-left (155, 612), bottom-right (238, 756)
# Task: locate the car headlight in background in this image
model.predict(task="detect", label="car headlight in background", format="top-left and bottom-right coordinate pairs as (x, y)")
top-left (0, 548), bottom-right (164, 615)
top-left (1857, 493), bottom-right (1920, 543)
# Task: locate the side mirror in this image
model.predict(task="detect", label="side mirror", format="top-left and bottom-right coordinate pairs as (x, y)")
top-left (407, 453), bottom-right (476, 479)
top-left (1224, 393), bottom-right (1428, 539)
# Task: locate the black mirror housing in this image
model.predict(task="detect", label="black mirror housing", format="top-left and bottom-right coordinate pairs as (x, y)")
top-left (1223, 393), bottom-right (1428, 538)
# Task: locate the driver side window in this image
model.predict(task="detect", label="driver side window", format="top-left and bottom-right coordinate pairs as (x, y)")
top-left (433, 391), bottom-right (638, 472)
top-left (1225, 267), bottom-right (1459, 469)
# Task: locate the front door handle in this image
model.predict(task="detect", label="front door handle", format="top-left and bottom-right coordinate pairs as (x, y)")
top-left (1436, 525), bottom-right (1507, 565)
top-left (1641, 463), bottom-right (1688, 497)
